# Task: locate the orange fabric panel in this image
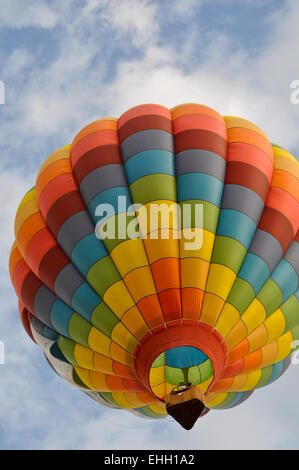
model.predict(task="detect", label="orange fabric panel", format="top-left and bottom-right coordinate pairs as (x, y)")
top-left (113, 362), bottom-right (137, 381)
top-left (242, 350), bottom-right (262, 373)
top-left (171, 103), bottom-right (225, 125)
top-left (17, 213), bottom-right (46, 255)
top-left (271, 170), bottom-right (299, 202)
top-left (72, 119), bottom-right (117, 148)
top-left (36, 158), bottom-right (71, 196)
top-left (210, 376), bottom-right (234, 392)
top-left (227, 127), bottom-right (273, 160)
top-left (25, 228), bottom-right (56, 274)
top-left (228, 339), bottom-right (249, 364)
top-left (137, 295), bottom-right (165, 329)
top-left (266, 187), bottom-right (298, 234)
top-left (9, 245), bottom-right (22, 279)
top-left (150, 258), bottom-right (180, 292)
top-left (172, 114), bottom-right (227, 138)
top-left (181, 287), bottom-right (204, 320)
top-left (71, 129), bottom-right (119, 166)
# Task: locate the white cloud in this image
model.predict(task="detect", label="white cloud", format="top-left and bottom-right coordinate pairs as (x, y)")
top-left (0, 0), bottom-right (60, 29)
top-left (0, 0), bottom-right (299, 451)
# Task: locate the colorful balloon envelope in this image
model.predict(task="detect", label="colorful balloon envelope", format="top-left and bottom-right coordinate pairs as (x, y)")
top-left (9, 103), bottom-right (299, 428)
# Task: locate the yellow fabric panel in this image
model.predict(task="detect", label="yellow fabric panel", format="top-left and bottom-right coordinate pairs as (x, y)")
top-left (275, 332), bottom-right (293, 363)
top-left (111, 322), bottom-right (138, 354)
top-left (137, 200), bottom-right (179, 237)
top-left (121, 306), bottom-right (149, 339)
top-left (224, 116), bottom-right (269, 140)
top-left (89, 370), bottom-right (109, 391)
top-left (205, 264), bottom-right (236, 299)
top-left (74, 343), bottom-right (95, 370)
top-left (16, 188), bottom-right (36, 214)
top-left (122, 392), bottom-right (149, 408)
top-left (180, 258), bottom-right (209, 289)
top-left (272, 145), bottom-right (298, 165)
top-left (239, 369), bottom-right (261, 391)
top-left (241, 298), bottom-right (266, 335)
top-left (143, 229), bottom-right (179, 262)
top-left (151, 383), bottom-right (166, 399)
top-left (124, 266), bottom-right (157, 302)
top-left (274, 156), bottom-right (299, 179)
top-left (264, 310), bottom-right (286, 345)
top-left (165, 382), bottom-right (174, 396)
top-left (37, 145), bottom-right (71, 178)
top-left (74, 367), bottom-right (95, 390)
top-left (88, 327), bottom-right (111, 356)
top-left (148, 403), bottom-right (167, 415)
top-left (103, 280), bottom-right (135, 318)
top-left (247, 324), bottom-right (268, 354)
top-left (180, 228), bottom-right (214, 261)
top-left (110, 342), bottom-right (133, 368)
top-left (228, 374), bottom-right (248, 391)
top-left (215, 303), bottom-right (240, 338)
top-left (110, 239), bottom-right (149, 277)
top-left (205, 392), bottom-right (228, 407)
top-left (112, 392), bottom-right (137, 409)
top-left (200, 293), bottom-right (225, 326)
top-left (14, 198), bottom-right (39, 237)
top-left (225, 320), bottom-right (247, 350)
top-left (196, 375), bottom-right (213, 393)
top-left (149, 365), bottom-right (165, 387)
top-left (260, 342), bottom-right (278, 367)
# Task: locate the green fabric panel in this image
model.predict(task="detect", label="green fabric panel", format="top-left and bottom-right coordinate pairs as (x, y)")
top-left (57, 336), bottom-right (79, 367)
top-left (198, 359), bottom-right (213, 381)
top-left (151, 353), bottom-right (165, 367)
top-left (213, 392), bottom-right (237, 409)
top-left (179, 200), bottom-right (219, 232)
top-left (227, 278), bottom-right (255, 315)
top-left (99, 392), bottom-right (122, 408)
top-left (68, 313), bottom-right (91, 347)
top-left (291, 324), bottom-right (299, 342)
top-left (100, 213), bottom-right (140, 252)
top-left (91, 302), bottom-right (119, 337)
top-left (282, 295), bottom-right (299, 333)
top-left (87, 256), bottom-right (121, 297)
top-left (257, 279), bottom-right (283, 317)
top-left (254, 364), bottom-right (274, 389)
top-left (188, 366), bottom-right (201, 385)
top-left (211, 236), bottom-right (247, 273)
top-left (130, 174), bottom-right (176, 205)
top-left (164, 365), bottom-right (185, 385)
top-left (138, 406), bottom-right (163, 418)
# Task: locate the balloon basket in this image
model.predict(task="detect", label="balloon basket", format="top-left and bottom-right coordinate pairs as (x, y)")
top-left (165, 385), bottom-right (206, 430)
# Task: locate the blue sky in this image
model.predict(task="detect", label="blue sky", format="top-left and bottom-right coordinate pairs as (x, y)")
top-left (1, 0), bottom-right (299, 450)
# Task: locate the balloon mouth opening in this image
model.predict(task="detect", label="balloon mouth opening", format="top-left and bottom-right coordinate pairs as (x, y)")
top-left (148, 345), bottom-right (214, 402)
top-left (133, 321), bottom-right (228, 400)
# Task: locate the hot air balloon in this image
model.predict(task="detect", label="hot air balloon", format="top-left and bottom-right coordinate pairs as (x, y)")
top-left (9, 103), bottom-right (299, 430)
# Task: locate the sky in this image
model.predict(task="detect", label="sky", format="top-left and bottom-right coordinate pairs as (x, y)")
top-left (0, 0), bottom-right (299, 450)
